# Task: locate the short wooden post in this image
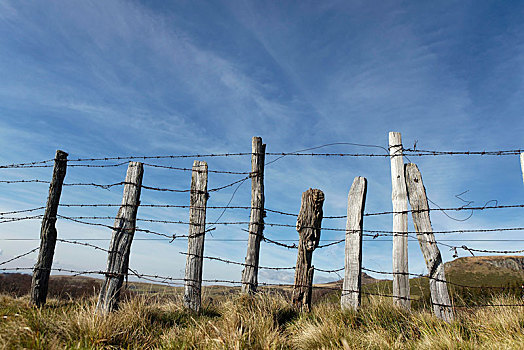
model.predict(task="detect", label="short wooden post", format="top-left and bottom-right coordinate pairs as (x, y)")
top-left (292, 188), bottom-right (324, 311)
top-left (30, 150), bottom-right (68, 306)
top-left (520, 153), bottom-right (524, 184)
top-left (389, 132), bottom-right (410, 309)
top-left (96, 162), bottom-right (143, 313)
top-left (183, 161), bottom-right (208, 313)
top-left (405, 163), bottom-right (454, 322)
top-left (241, 137), bottom-right (266, 294)
top-left (341, 177), bottom-right (367, 311)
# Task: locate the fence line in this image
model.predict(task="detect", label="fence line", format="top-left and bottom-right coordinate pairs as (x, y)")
top-left (2, 138), bottom-right (524, 316)
top-left (2, 213), bottom-right (524, 254)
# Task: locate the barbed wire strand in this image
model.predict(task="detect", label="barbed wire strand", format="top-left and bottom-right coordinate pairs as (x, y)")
top-left (0, 247), bottom-right (39, 266)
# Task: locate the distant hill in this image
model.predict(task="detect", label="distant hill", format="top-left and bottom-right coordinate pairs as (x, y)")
top-left (1, 258), bottom-right (522, 304)
top-left (445, 255), bottom-right (524, 288)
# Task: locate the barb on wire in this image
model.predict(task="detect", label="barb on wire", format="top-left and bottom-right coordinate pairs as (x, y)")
top-left (0, 179), bottom-right (127, 189)
top-left (0, 215), bottom-right (42, 223)
top-left (208, 176), bottom-right (249, 193)
top-left (59, 203), bottom-right (253, 210)
top-left (403, 148), bottom-right (524, 156)
top-left (0, 159), bottom-right (55, 169)
top-left (143, 162), bottom-right (251, 175)
top-left (265, 142), bottom-right (390, 166)
top-left (56, 238), bottom-right (110, 252)
top-left (454, 245), bottom-right (524, 255)
top-left (317, 238), bottom-right (345, 249)
top-left (68, 153), bottom-right (253, 163)
top-left (0, 207), bottom-right (45, 215)
top-left (0, 247), bottom-right (39, 266)
top-left (267, 203), bottom-right (524, 219)
top-left (179, 252), bottom-right (296, 271)
top-left (57, 215), bottom-right (176, 240)
top-left (64, 181), bottom-right (126, 189)
top-left (0, 179), bottom-right (50, 184)
top-left (68, 161), bottom-right (129, 168)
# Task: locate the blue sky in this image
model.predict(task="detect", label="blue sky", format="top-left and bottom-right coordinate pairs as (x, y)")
top-left (1, 0), bottom-right (524, 286)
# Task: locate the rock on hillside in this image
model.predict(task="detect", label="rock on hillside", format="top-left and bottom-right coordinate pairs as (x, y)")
top-left (445, 256), bottom-right (524, 274)
top-left (444, 256), bottom-right (524, 287)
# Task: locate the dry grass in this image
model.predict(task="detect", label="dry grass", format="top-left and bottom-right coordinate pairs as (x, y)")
top-left (0, 292), bottom-right (523, 349)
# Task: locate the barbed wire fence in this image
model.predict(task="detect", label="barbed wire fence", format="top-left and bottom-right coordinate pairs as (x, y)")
top-left (1, 136), bottom-right (524, 317)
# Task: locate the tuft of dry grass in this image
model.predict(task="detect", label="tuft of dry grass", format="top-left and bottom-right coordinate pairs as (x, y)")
top-left (0, 292), bottom-right (523, 349)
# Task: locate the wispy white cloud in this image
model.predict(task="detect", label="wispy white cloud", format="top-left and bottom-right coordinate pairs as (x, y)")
top-left (1, 1), bottom-right (524, 286)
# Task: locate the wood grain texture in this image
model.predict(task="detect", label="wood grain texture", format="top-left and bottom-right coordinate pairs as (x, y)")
top-left (389, 132), bottom-right (410, 309)
top-left (341, 177), bottom-right (367, 311)
top-left (31, 150), bottom-right (68, 307)
top-left (96, 162), bottom-right (143, 314)
top-left (241, 137), bottom-right (266, 294)
top-left (292, 188), bottom-right (324, 311)
top-left (184, 161), bottom-right (208, 313)
top-left (405, 163), bottom-right (454, 322)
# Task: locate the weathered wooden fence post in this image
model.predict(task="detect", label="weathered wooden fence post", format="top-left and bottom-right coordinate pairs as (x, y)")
top-left (30, 150), bottom-right (68, 307)
top-left (184, 160), bottom-right (208, 313)
top-left (405, 163), bottom-right (454, 322)
top-left (96, 162), bottom-right (143, 314)
top-left (341, 177), bottom-right (367, 311)
top-left (389, 131), bottom-right (410, 309)
top-left (520, 153), bottom-right (524, 184)
top-left (241, 136), bottom-right (266, 294)
top-left (292, 188), bottom-right (324, 311)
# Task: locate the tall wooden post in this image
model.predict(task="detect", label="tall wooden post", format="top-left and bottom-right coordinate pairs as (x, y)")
top-left (292, 188), bottom-right (324, 311)
top-left (389, 131), bottom-right (410, 309)
top-left (341, 177), bottom-right (367, 310)
top-left (96, 162), bottom-right (143, 314)
top-left (520, 153), bottom-right (524, 184)
top-left (31, 150), bottom-right (68, 306)
top-left (241, 137), bottom-right (266, 294)
top-left (184, 161), bottom-right (208, 313)
top-left (405, 163), bottom-right (454, 322)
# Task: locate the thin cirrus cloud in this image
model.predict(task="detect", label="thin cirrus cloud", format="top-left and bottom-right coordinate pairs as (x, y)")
top-left (1, 1), bottom-right (524, 285)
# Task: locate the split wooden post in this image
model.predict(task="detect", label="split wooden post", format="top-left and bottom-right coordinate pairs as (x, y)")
top-left (520, 153), bottom-right (524, 184)
top-left (241, 137), bottom-right (266, 294)
top-left (183, 161), bottom-right (208, 313)
top-left (405, 163), bottom-right (454, 322)
top-left (292, 188), bottom-right (324, 311)
top-left (96, 162), bottom-right (143, 314)
top-left (389, 131), bottom-right (410, 309)
top-left (30, 150), bottom-right (68, 307)
top-left (341, 177), bottom-right (367, 311)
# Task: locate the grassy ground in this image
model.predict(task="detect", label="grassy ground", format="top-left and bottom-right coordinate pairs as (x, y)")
top-left (1, 292), bottom-right (523, 349)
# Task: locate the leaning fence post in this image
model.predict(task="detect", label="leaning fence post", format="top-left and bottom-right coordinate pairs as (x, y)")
top-left (389, 131), bottom-right (410, 309)
top-left (405, 163), bottom-right (454, 322)
top-left (341, 177), bottom-right (367, 311)
top-left (30, 150), bottom-right (68, 306)
top-left (96, 162), bottom-right (143, 314)
top-left (183, 160), bottom-right (208, 313)
top-left (241, 136), bottom-right (266, 294)
top-left (292, 188), bottom-right (324, 311)
top-left (520, 153), bottom-right (524, 184)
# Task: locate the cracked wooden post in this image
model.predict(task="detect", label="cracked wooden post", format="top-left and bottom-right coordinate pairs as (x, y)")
top-left (184, 161), bottom-right (208, 313)
top-left (389, 131), bottom-right (410, 309)
top-left (341, 177), bottom-right (367, 311)
top-left (96, 162), bottom-right (143, 314)
top-left (30, 150), bottom-right (68, 307)
top-left (292, 188), bottom-right (324, 311)
top-left (241, 137), bottom-right (266, 294)
top-left (520, 153), bottom-right (524, 184)
top-left (405, 163), bottom-right (454, 322)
